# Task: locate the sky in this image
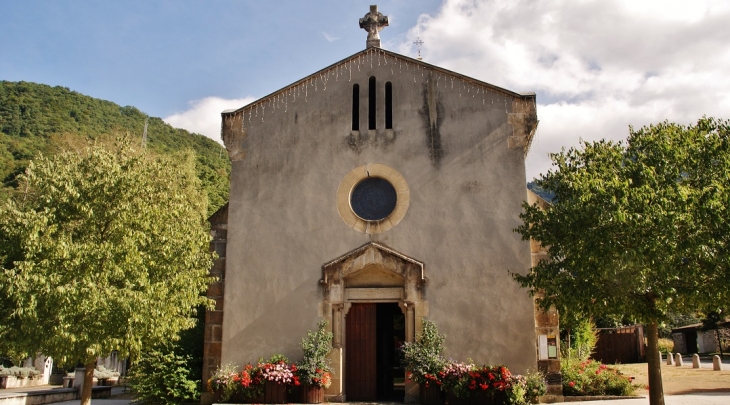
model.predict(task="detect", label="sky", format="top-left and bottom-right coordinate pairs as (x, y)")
top-left (2, 0), bottom-right (729, 180)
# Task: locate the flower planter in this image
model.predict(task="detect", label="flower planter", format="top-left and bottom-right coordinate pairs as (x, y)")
top-left (447, 389), bottom-right (507, 405)
top-left (0, 375), bottom-right (45, 389)
top-left (264, 381), bottom-right (287, 404)
top-left (300, 384), bottom-right (324, 403)
top-left (420, 383), bottom-right (445, 405)
top-left (238, 389), bottom-right (265, 404)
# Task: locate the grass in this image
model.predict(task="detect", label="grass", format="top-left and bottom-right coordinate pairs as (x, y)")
top-left (614, 361), bottom-right (730, 395)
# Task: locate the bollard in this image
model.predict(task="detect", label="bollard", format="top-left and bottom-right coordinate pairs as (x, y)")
top-left (667, 352), bottom-right (675, 365)
top-left (713, 355), bottom-right (723, 371)
top-left (658, 351), bottom-right (663, 364)
top-left (674, 353), bottom-right (683, 366)
top-left (692, 353), bottom-right (700, 368)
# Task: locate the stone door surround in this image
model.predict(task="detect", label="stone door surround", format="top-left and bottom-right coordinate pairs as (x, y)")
top-left (320, 242), bottom-right (427, 402)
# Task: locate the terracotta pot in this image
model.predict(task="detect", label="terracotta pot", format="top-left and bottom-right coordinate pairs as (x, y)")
top-left (300, 384), bottom-right (325, 403)
top-left (420, 383), bottom-right (445, 405)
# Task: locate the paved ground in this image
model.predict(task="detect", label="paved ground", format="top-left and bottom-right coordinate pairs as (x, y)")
top-left (45, 392), bottom-right (730, 405)
top-left (559, 392), bottom-right (730, 405)
top-left (3, 385), bottom-right (729, 405)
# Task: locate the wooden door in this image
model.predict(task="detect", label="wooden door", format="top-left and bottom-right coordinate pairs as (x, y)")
top-left (345, 303), bottom-right (377, 400)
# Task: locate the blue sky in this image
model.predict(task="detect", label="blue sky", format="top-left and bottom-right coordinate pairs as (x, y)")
top-left (2, 0), bottom-right (730, 179)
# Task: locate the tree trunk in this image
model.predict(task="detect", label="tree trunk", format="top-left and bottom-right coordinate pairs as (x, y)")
top-left (80, 361), bottom-right (95, 405)
top-left (646, 321), bottom-right (665, 405)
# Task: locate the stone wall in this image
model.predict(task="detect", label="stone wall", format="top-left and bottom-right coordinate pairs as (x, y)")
top-left (527, 190), bottom-right (563, 397)
top-left (202, 204), bottom-right (228, 394)
top-left (672, 332), bottom-right (687, 353)
top-left (219, 48), bottom-right (538, 401)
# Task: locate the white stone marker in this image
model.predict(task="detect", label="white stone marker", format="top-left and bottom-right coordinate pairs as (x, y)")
top-left (658, 351), bottom-right (663, 363)
top-left (74, 367), bottom-right (85, 389)
top-left (675, 353), bottom-right (683, 366)
top-left (713, 355), bottom-right (724, 371)
top-left (692, 353), bottom-right (701, 368)
top-left (667, 352), bottom-right (675, 365)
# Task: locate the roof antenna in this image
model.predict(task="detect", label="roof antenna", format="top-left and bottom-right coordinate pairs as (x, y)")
top-left (414, 28), bottom-right (424, 61)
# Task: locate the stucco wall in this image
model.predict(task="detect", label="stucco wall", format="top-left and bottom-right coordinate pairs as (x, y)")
top-left (220, 49), bottom-right (537, 374)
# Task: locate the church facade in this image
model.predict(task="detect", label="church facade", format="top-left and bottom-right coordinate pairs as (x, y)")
top-left (202, 7), bottom-right (556, 403)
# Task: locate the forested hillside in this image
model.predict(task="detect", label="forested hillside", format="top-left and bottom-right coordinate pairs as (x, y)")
top-left (0, 81), bottom-right (229, 215)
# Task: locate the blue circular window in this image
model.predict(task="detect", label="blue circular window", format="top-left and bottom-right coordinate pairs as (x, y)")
top-left (350, 177), bottom-right (397, 221)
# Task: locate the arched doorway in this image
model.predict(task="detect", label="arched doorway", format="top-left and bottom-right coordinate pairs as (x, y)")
top-left (321, 242), bottom-right (427, 403)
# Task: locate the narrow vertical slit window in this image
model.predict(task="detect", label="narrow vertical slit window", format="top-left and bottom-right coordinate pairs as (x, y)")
top-left (368, 76), bottom-right (376, 130)
top-left (352, 84), bottom-right (360, 131)
top-left (385, 82), bottom-right (393, 129)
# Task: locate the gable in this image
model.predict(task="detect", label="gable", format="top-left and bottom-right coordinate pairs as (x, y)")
top-left (221, 47), bottom-right (538, 162)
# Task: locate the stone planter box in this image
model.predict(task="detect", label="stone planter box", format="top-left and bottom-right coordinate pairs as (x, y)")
top-left (0, 375), bottom-right (45, 389)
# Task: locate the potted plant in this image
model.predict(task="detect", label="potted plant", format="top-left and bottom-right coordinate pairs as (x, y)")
top-left (295, 320), bottom-right (333, 403)
top-left (400, 319), bottom-right (447, 405)
top-left (445, 364), bottom-right (512, 405)
top-left (207, 363), bottom-right (241, 403)
top-left (259, 354), bottom-right (297, 404)
top-left (439, 360), bottom-right (472, 403)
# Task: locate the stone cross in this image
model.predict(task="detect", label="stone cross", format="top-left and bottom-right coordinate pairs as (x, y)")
top-left (359, 5), bottom-right (389, 48)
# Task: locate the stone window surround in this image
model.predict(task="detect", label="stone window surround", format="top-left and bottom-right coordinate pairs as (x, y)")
top-left (336, 163), bottom-right (410, 234)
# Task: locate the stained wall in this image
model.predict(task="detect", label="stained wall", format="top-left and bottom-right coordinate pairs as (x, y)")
top-left (218, 48), bottom-right (538, 394)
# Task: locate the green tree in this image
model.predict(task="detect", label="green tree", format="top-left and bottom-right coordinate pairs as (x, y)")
top-left (513, 118), bottom-right (730, 405)
top-left (0, 142), bottom-right (214, 405)
top-left (700, 310), bottom-right (727, 357)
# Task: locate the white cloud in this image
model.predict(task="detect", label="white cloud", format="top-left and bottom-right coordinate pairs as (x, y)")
top-left (322, 31), bottom-right (340, 42)
top-left (163, 96), bottom-right (255, 144)
top-left (398, 0), bottom-right (730, 179)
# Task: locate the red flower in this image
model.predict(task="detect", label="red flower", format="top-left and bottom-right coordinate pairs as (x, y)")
top-left (569, 381), bottom-right (575, 387)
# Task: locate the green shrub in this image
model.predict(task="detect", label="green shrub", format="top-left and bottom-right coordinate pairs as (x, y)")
top-left (400, 319), bottom-right (447, 385)
top-left (657, 338), bottom-right (674, 354)
top-left (296, 320), bottom-right (334, 388)
top-left (561, 358), bottom-right (635, 396)
top-left (507, 370), bottom-right (546, 405)
top-left (0, 366), bottom-right (40, 379)
top-left (524, 370), bottom-right (547, 403)
top-left (94, 365), bottom-right (120, 379)
top-left (126, 345), bottom-right (200, 405)
top-left (566, 319), bottom-right (599, 361)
